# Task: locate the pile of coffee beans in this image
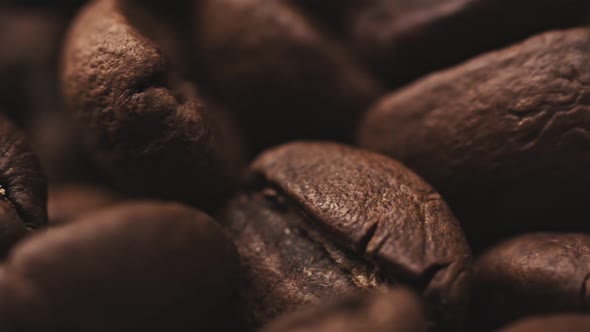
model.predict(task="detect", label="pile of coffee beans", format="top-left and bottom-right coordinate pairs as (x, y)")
top-left (1, 1), bottom-right (589, 331)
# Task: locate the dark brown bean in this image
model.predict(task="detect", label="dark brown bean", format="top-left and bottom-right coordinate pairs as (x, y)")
top-left (471, 233), bottom-right (590, 329)
top-left (498, 315), bottom-right (590, 332)
top-left (220, 142), bottom-right (471, 331)
top-left (0, 201), bottom-right (239, 332)
top-left (261, 287), bottom-right (427, 332)
top-left (359, 28), bottom-right (590, 248)
top-left (295, 0), bottom-right (589, 85)
top-left (0, 114), bottom-right (47, 256)
top-left (193, 0), bottom-right (383, 149)
top-left (61, 0), bottom-right (244, 206)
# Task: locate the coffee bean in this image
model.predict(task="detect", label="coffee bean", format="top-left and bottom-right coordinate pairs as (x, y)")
top-left (498, 314), bottom-right (590, 332)
top-left (0, 201), bottom-right (239, 332)
top-left (61, 0), bottom-right (244, 206)
top-left (220, 142), bottom-right (471, 331)
top-left (194, 0), bottom-right (383, 149)
top-left (471, 233), bottom-right (590, 329)
top-left (359, 28), bottom-right (590, 248)
top-left (47, 184), bottom-right (120, 225)
top-left (295, 0), bottom-right (589, 85)
top-left (261, 287), bottom-right (427, 332)
top-left (0, 114), bottom-right (47, 256)
top-left (13, 0), bottom-right (590, 330)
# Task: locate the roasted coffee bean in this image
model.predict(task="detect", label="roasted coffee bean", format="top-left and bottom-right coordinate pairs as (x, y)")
top-left (119, 0), bottom-right (195, 75)
top-left (295, 0), bottom-right (589, 85)
top-left (61, 0), bottom-right (244, 206)
top-left (359, 28), bottom-right (590, 249)
top-left (0, 201), bottom-right (239, 332)
top-left (261, 287), bottom-right (427, 332)
top-left (220, 142), bottom-right (471, 331)
top-left (0, 114), bottom-right (47, 256)
top-left (194, 0), bottom-right (383, 149)
top-left (47, 184), bottom-right (120, 225)
top-left (471, 233), bottom-right (590, 329)
top-left (498, 315), bottom-right (590, 332)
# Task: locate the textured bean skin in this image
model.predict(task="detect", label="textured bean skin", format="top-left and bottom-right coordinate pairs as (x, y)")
top-left (0, 202), bottom-right (239, 332)
top-left (61, 0), bottom-right (243, 206)
top-left (261, 287), bottom-right (427, 332)
top-left (0, 115), bottom-right (47, 255)
top-left (194, 0), bottom-right (383, 149)
top-left (471, 233), bottom-right (590, 329)
top-left (221, 142), bottom-right (471, 330)
top-left (359, 28), bottom-right (590, 248)
top-left (0, 116), bottom-right (47, 229)
top-left (498, 315), bottom-right (590, 332)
